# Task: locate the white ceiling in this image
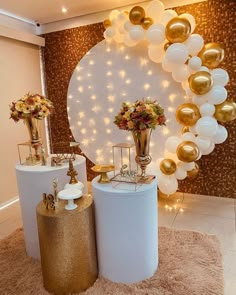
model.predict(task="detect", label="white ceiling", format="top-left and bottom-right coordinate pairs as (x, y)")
top-left (0, 0), bottom-right (206, 25)
top-left (0, 0), bottom-right (150, 25)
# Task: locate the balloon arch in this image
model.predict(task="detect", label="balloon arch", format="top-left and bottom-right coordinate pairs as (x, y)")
top-left (102, 0), bottom-right (236, 195)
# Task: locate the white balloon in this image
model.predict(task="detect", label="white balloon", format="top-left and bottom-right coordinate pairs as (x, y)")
top-left (117, 12), bottom-right (127, 23)
top-left (179, 13), bottom-right (196, 33)
top-left (112, 17), bottom-right (121, 28)
top-left (148, 44), bottom-right (165, 63)
top-left (162, 56), bottom-right (178, 72)
top-left (165, 136), bottom-right (182, 153)
top-left (179, 161), bottom-right (195, 171)
top-left (207, 86), bottom-right (227, 105)
top-left (212, 125), bottom-right (228, 144)
top-left (201, 141), bottom-right (215, 155)
top-left (195, 116), bottom-right (218, 137)
top-left (188, 56), bottom-right (202, 71)
top-left (123, 34), bottom-right (137, 47)
top-left (175, 165), bottom-right (187, 180)
top-left (185, 34), bottom-right (204, 56)
top-left (192, 93), bottom-right (209, 106)
top-left (104, 27), bottom-right (116, 39)
top-left (200, 66), bottom-right (210, 72)
top-left (129, 25), bottom-right (145, 41)
top-left (118, 26), bottom-right (126, 35)
top-left (199, 103), bottom-right (215, 116)
top-left (164, 151), bottom-right (179, 163)
top-left (124, 20), bottom-right (133, 32)
top-left (172, 64), bottom-right (190, 82)
top-left (189, 124), bottom-right (197, 134)
top-left (109, 10), bottom-right (120, 20)
top-left (211, 68), bottom-right (229, 86)
top-left (194, 136), bottom-right (211, 152)
top-left (160, 9), bottom-right (178, 26)
top-left (146, 24), bottom-right (165, 45)
top-left (158, 174), bottom-right (178, 195)
top-left (182, 132), bottom-right (195, 141)
top-left (147, 0), bottom-right (165, 22)
top-left (113, 32), bottom-right (124, 43)
top-left (165, 43), bottom-right (189, 64)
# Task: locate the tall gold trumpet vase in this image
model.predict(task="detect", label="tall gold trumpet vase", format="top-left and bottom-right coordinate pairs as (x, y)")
top-left (132, 128), bottom-right (152, 178)
top-left (24, 117), bottom-right (41, 161)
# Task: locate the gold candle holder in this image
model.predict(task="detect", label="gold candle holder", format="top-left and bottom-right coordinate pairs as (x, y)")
top-left (91, 165), bottom-right (115, 183)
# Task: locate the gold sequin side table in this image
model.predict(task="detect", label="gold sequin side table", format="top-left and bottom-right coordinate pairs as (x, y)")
top-left (36, 194), bottom-right (98, 295)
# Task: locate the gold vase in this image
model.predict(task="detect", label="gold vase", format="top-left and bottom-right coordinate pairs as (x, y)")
top-left (132, 129), bottom-right (152, 178)
top-left (24, 117), bottom-right (41, 161)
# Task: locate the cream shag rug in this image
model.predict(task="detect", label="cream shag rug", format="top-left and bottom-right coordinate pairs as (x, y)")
top-left (0, 227), bottom-right (223, 295)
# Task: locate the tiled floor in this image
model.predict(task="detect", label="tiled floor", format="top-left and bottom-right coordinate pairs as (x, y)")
top-left (0, 192), bottom-right (235, 294)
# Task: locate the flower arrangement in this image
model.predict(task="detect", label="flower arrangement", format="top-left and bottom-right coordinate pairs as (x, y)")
top-left (114, 99), bottom-right (166, 131)
top-left (9, 93), bottom-right (54, 122)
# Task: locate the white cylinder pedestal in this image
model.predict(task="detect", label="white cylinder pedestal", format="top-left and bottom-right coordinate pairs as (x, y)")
top-left (92, 177), bottom-right (158, 284)
top-left (15, 155), bottom-right (87, 259)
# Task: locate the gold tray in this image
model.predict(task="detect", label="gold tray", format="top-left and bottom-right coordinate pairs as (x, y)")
top-left (91, 165), bottom-right (115, 183)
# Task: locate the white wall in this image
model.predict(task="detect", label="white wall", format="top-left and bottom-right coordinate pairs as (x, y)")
top-left (0, 36), bottom-right (42, 203)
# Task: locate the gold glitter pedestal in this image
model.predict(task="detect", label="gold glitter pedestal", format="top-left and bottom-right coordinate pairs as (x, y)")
top-left (36, 195), bottom-right (98, 295)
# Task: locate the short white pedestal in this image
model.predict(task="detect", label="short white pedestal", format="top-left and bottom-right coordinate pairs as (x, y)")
top-left (92, 177), bottom-right (158, 284)
top-left (15, 155), bottom-right (87, 259)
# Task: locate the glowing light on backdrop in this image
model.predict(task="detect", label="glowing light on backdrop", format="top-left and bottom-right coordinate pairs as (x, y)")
top-left (68, 0), bottom-right (236, 195)
top-left (68, 41), bottom-right (184, 171)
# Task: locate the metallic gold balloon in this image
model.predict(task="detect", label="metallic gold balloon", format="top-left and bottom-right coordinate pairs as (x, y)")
top-left (182, 126), bottom-right (190, 134)
top-left (141, 17), bottom-right (154, 30)
top-left (198, 42), bottom-right (225, 69)
top-left (129, 6), bottom-right (145, 25)
top-left (176, 103), bottom-right (201, 127)
top-left (164, 42), bottom-right (172, 51)
top-left (160, 159), bottom-right (177, 175)
top-left (188, 71), bottom-right (213, 95)
top-left (214, 101), bottom-right (236, 122)
top-left (177, 141), bottom-right (199, 163)
top-left (187, 163), bottom-right (200, 178)
top-left (165, 17), bottom-right (191, 43)
top-left (103, 19), bottom-right (112, 29)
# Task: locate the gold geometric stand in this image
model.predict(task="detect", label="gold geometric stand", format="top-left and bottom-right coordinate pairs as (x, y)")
top-left (36, 195), bottom-right (97, 294)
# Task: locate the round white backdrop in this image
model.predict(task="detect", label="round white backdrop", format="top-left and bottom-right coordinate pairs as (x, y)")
top-left (67, 40), bottom-right (185, 174)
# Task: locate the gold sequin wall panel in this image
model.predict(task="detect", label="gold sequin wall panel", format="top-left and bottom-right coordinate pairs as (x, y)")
top-left (43, 24), bottom-right (104, 180)
top-left (43, 0), bottom-right (236, 198)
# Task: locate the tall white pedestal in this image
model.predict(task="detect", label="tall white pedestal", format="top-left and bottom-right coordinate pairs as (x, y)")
top-left (15, 155), bottom-right (87, 259)
top-left (92, 178), bottom-right (158, 284)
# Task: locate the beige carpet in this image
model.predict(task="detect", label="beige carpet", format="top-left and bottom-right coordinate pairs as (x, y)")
top-left (0, 227), bottom-right (223, 295)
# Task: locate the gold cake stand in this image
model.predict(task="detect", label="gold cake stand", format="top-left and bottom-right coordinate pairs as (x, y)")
top-left (91, 165), bottom-right (115, 183)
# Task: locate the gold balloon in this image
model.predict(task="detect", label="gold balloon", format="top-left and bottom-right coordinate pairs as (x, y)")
top-left (198, 42), bottom-right (225, 69)
top-left (188, 71), bottom-right (213, 95)
top-left (214, 101), bottom-right (236, 122)
top-left (103, 19), bottom-right (111, 29)
top-left (165, 17), bottom-right (191, 43)
top-left (176, 103), bottom-right (201, 127)
top-left (177, 141), bottom-right (199, 163)
top-left (141, 17), bottom-right (154, 30)
top-left (182, 126), bottom-right (190, 134)
top-left (187, 163), bottom-right (200, 179)
top-left (129, 6), bottom-right (145, 25)
top-left (164, 42), bottom-right (172, 51)
top-left (160, 159), bottom-right (177, 175)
